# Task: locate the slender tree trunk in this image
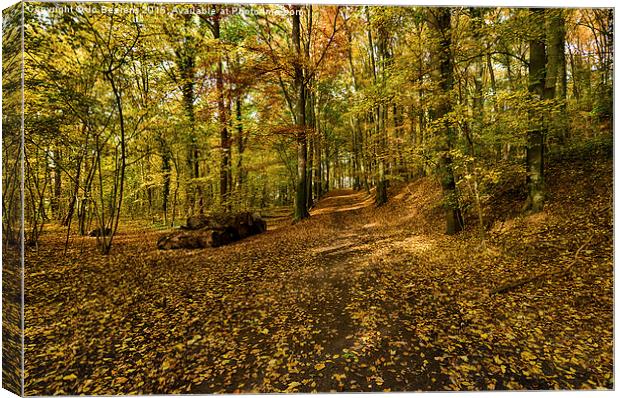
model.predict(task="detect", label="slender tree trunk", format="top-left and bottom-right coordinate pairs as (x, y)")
top-left (470, 7), bottom-right (484, 155)
top-left (366, 7), bottom-right (388, 205)
top-left (306, 89), bottom-right (315, 208)
top-left (235, 95), bottom-right (245, 193)
top-left (325, 144), bottom-right (330, 193)
top-left (345, 19), bottom-right (362, 190)
top-left (314, 112), bottom-right (323, 199)
top-left (159, 134), bottom-right (172, 223)
top-left (525, 8), bottom-right (546, 213)
top-left (49, 145), bottom-right (62, 219)
top-left (180, 58), bottom-right (199, 214)
top-left (548, 9), bottom-right (568, 142)
top-left (546, 9), bottom-right (561, 101)
top-left (100, 70), bottom-right (127, 254)
top-left (307, 130), bottom-right (314, 209)
top-left (546, 8), bottom-right (564, 146)
top-left (293, 5), bottom-right (309, 221)
top-left (214, 13), bottom-right (230, 210)
top-left (173, 17), bottom-right (200, 215)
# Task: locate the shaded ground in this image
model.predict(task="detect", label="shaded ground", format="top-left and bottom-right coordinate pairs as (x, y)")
top-left (23, 156), bottom-right (613, 394)
top-left (2, 242), bottom-right (22, 395)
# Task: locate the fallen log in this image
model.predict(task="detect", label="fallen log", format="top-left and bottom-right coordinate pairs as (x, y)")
top-left (157, 229), bottom-right (235, 250)
top-left (158, 212), bottom-right (266, 250)
top-left (184, 212), bottom-right (266, 237)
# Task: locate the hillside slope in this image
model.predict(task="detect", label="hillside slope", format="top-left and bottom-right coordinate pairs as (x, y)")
top-left (23, 150), bottom-right (613, 394)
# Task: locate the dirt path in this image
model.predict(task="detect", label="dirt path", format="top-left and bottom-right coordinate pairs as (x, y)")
top-left (190, 189), bottom-right (392, 393)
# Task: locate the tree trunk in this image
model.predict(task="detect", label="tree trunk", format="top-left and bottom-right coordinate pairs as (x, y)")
top-left (293, 5), bottom-right (309, 221)
top-left (345, 19), bottom-right (362, 190)
top-left (50, 145), bottom-right (62, 219)
top-left (547, 9), bottom-right (568, 142)
top-left (314, 101), bottom-right (323, 199)
top-left (470, 7), bottom-right (484, 155)
top-left (307, 130), bottom-right (314, 209)
top-left (177, 30), bottom-right (199, 214)
top-left (62, 124), bottom-right (89, 227)
top-left (214, 13), bottom-right (230, 209)
top-left (306, 90), bottom-right (315, 209)
top-left (366, 7), bottom-right (388, 206)
top-left (235, 95), bottom-right (245, 194)
top-left (429, 7), bottom-right (463, 235)
top-left (159, 134), bottom-right (172, 223)
top-left (100, 69), bottom-right (127, 254)
top-left (525, 8), bottom-right (546, 213)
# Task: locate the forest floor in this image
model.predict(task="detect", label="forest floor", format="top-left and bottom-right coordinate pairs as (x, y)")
top-left (24, 152), bottom-right (613, 394)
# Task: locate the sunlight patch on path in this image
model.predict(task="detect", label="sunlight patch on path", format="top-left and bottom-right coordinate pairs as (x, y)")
top-left (311, 190), bottom-right (374, 216)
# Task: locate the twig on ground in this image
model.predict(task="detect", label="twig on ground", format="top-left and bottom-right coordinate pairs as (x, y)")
top-left (491, 234), bottom-right (595, 295)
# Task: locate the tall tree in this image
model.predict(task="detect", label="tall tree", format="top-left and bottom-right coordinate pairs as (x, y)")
top-left (293, 5), bottom-right (310, 221)
top-left (428, 7), bottom-right (464, 234)
top-left (374, 8), bottom-right (389, 206)
top-left (164, 14), bottom-right (202, 214)
top-left (210, 7), bottom-right (232, 208)
top-left (525, 8), bottom-right (546, 213)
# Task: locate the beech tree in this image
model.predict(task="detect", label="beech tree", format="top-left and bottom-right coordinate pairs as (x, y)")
top-left (427, 7), bottom-right (463, 234)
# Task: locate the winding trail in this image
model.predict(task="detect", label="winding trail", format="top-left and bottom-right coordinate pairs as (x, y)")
top-left (185, 189), bottom-right (446, 393)
top-left (190, 189), bottom-right (397, 393)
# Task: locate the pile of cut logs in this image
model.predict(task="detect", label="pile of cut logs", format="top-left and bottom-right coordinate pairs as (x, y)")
top-left (157, 212), bottom-right (266, 250)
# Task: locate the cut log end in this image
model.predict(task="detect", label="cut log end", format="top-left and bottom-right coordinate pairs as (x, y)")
top-left (88, 228), bottom-right (112, 237)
